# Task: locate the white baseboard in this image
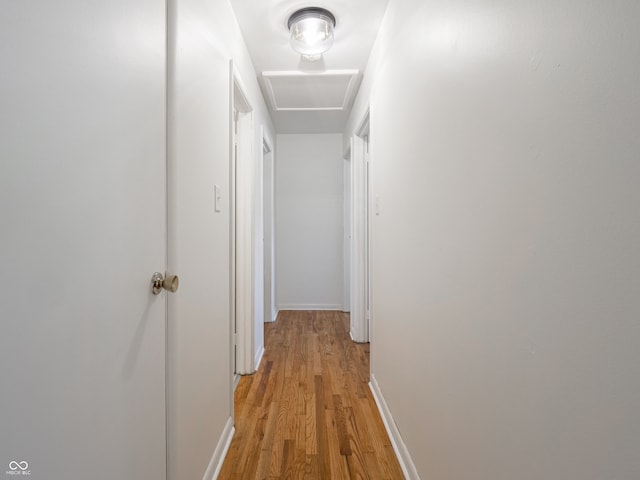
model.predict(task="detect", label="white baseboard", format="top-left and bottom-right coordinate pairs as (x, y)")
top-left (202, 416), bottom-right (235, 480)
top-left (277, 304), bottom-right (343, 311)
top-left (369, 375), bottom-right (420, 480)
top-left (254, 345), bottom-right (265, 370)
top-left (350, 331), bottom-right (369, 344)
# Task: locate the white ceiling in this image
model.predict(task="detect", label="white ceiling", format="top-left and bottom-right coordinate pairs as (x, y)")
top-left (229, 0), bottom-right (389, 134)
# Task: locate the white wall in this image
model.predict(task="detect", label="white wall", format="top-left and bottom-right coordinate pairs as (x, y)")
top-left (276, 134), bottom-right (345, 311)
top-left (168, 0), bottom-right (274, 477)
top-left (347, 0), bottom-right (640, 479)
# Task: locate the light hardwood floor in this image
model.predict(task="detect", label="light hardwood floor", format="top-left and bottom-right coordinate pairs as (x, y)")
top-left (219, 310), bottom-right (405, 479)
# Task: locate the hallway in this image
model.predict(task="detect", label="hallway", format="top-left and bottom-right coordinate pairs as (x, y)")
top-left (3, 1), bottom-right (640, 478)
top-left (219, 311), bottom-right (404, 479)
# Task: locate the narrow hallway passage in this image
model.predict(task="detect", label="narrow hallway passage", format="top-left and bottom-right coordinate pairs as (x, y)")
top-left (219, 311), bottom-right (404, 479)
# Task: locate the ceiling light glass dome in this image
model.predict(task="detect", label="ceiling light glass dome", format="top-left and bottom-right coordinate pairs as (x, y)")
top-left (288, 7), bottom-right (336, 56)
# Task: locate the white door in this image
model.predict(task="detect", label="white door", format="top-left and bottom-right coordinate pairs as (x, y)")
top-left (0, 2), bottom-right (168, 479)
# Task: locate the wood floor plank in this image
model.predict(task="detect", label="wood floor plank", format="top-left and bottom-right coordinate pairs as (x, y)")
top-left (305, 391), bottom-right (317, 456)
top-left (346, 404), bottom-right (374, 453)
top-left (332, 394), bottom-right (352, 456)
top-left (254, 360), bottom-right (274, 407)
top-left (219, 310), bottom-right (404, 479)
top-left (325, 409), bottom-right (351, 479)
top-left (363, 452), bottom-right (385, 479)
top-left (314, 375), bottom-right (331, 478)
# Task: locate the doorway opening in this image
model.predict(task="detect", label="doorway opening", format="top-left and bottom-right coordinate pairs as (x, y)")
top-left (250, 127), bottom-right (274, 375)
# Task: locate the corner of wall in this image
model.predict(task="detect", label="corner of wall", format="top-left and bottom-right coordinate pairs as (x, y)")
top-left (202, 417), bottom-right (235, 480)
top-left (369, 375), bottom-right (421, 480)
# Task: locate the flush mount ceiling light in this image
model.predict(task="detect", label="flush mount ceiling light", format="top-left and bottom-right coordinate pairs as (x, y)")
top-left (287, 7), bottom-right (336, 59)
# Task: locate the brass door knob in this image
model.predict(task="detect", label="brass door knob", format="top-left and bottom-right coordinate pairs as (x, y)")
top-left (151, 272), bottom-right (179, 295)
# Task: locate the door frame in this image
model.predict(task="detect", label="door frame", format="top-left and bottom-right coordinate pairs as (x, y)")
top-left (230, 63), bottom-right (256, 381)
top-left (350, 109), bottom-right (371, 343)
top-left (343, 153), bottom-right (351, 312)
top-left (262, 130), bottom-right (276, 324)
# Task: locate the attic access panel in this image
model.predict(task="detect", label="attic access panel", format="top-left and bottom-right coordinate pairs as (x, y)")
top-left (262, 70), bottom-right (359, 111)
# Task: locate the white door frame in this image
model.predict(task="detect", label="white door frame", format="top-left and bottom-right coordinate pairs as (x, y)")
top-left (262, 131), bottom-right (276, 324)
top-left (350, 110), bottom-right (371, 343)
top-left (230, 63), bottom-right (256, 378)
top-left (343, 154), bottom-right (351, 312)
